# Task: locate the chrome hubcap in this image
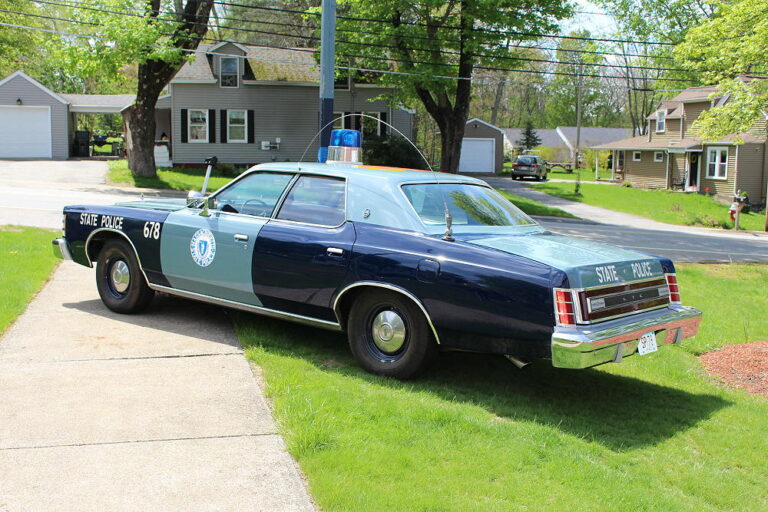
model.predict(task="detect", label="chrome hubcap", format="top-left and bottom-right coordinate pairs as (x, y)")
top-left (110, 260), bottom-right (130, 294)
top-left (371, 310), bottom-right (406, 354)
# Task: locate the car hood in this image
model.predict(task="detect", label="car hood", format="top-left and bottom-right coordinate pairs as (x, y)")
top-left (462, 231), bottom-right (665, 288)
top-left (114, 199), bottom-right (188, 212)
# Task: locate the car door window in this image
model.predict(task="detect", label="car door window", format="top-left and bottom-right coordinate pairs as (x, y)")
top-left (276, 176), bottom-right (346, 226)
top-left (214, 172), bottom-right (294, 217)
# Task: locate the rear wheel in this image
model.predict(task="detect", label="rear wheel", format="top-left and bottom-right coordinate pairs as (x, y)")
top-left (347, 290), bottom-right (438, 379)
top-left (96, 238), bottom-right (154, 314)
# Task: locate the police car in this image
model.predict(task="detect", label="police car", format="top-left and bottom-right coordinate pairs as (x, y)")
top-left (52, 130), bottom-right (701, 379)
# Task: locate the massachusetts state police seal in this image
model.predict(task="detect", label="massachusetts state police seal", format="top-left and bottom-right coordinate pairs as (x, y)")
top-left (190, 228), bottom-right (216, 267)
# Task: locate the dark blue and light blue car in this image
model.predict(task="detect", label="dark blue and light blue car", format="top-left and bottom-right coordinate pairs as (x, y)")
top-left (53, 162), bottom-right (701, 379)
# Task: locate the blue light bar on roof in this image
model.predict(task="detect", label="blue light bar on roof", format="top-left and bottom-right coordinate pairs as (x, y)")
top-left (327, 129), bottom-right (363, 164)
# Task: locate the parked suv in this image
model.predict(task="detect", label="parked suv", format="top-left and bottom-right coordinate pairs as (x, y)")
top-left (512, 155), bottom-right (547, 180)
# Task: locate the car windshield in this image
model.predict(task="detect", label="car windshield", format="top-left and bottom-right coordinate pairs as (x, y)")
top-left (516, 156), bottom-right (536, 165)
top-left (402, 183), bottom-right (535, 227)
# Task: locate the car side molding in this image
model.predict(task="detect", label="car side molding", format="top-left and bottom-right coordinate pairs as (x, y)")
top-left (333, 281), bottom-right (442, 344)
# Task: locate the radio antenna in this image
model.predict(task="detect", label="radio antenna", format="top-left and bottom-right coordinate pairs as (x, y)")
top-left (299, 113), bottom-right (455, 241)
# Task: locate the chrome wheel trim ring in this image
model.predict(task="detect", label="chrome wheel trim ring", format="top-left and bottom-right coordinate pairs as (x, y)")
top-left (110, 259), bottom-right (131, 294)
top-left (371, 309), bottom-right (406, 354)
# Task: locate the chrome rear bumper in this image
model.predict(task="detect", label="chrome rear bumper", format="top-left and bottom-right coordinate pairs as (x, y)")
top-left (52, 238), bottom-right (73, 261)
top-left (551, 305), bottom-right (701, 369)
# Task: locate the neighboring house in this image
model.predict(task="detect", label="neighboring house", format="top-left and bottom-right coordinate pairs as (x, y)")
top-left (502, 126), bottom-right (631, 162)
top-left (162, 42), bottom-right (414, 165)
top-left (593, 80), bottom-right (768, 203)
top-left (459, 118), bottom-right (505, 173)
top-left (0, 71), bottom-right (134, 159)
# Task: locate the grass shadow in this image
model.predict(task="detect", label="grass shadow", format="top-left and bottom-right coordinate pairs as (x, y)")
top-left (237, 312), bottom-right (730, 452)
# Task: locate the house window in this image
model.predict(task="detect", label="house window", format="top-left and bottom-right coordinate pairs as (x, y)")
top-left (632, 151), bottom-right (642, 162)
top-left (188, 109), bottom-right (208, 143)
top-left (332, 112), bottom-right (344, 130)
top-left (656, 110), bottom-right (666, 133)
top-left (654, 152), bottom-right (664, 163)
top-left (706, 147), bottom-right (728, 179)
top-left (362, 112), bottom-right (382, 136)
top-left (220, 57), bottom-right (239, 88)
top-left (227, 110), bottom-right (247, 143)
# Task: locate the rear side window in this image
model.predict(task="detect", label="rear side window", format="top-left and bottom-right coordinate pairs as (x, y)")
top-left (516, 156), bottom-right (536, 165)
top-left (276, 176), bottom-right (346, 226)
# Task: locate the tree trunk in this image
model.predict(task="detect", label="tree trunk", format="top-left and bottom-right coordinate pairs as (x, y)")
top-left (123, 0), bottom-right (213, 178)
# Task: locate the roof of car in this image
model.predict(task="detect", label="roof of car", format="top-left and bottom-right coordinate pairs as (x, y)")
top-left (250, 162), bottom-right (489, 186)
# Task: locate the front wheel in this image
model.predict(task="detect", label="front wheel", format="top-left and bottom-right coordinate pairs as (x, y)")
top-left (347, 290), bottom-right (438, 379)
top-left (96, 238), bottom-right (154, 314)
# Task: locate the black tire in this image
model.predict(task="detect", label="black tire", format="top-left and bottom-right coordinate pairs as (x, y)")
top-left (347, 290), bottom-right (438, 379)
top-left (95, 238), bottom-right (154, 314)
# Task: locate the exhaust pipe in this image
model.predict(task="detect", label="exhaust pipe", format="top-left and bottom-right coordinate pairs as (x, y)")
top-left (504, 355), bottom-right (530, 369)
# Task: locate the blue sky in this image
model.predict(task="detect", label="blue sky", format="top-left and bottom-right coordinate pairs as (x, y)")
top-left (559, 0), bottom-right (618, 36)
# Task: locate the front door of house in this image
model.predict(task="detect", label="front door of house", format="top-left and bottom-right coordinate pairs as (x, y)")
top-left (687, 153), bottom-right (700, 190)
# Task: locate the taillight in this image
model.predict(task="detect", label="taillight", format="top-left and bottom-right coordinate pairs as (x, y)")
top-left (665, 273), bottom-right (681, 303)
top-left (554, 288), bottom-right (577, 326)
top-left (532, 164), bottom-right (539, 168)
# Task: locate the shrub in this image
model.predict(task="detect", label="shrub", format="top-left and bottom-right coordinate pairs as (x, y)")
top-left (216, 163), bottom-right (240, 177)
top-left (363, 134), bottom-right (428, 169)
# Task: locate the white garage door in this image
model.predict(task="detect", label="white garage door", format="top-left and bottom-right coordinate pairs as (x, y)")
top-left (0, 106), bottom-right (53, 158)
top-left (458, 138), bottom-right (495, 173)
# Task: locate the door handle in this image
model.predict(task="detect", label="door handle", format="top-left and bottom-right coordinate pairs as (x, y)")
top-left (234, 234), bottom-right (249, 242)
top-left (327, 247), bottom-right (344, 255)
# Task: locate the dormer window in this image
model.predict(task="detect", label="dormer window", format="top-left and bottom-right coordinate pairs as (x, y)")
top-left (656, 110), bottom-right (666, 133)
top-left (220, 57), bottom-right (239, 88)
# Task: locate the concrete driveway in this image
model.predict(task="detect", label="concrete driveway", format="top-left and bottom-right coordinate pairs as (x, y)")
top-left (0, 159), bottom-right (108, 185)
top-left (0, 263), bottom-right (315, 511)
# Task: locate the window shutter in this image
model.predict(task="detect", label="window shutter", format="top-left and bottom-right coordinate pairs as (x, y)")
top-left (180, 109), bottom-right (188, 143)
top-left (354, 112), bottom-right (362, 131)
top-left (343, 112), bottom-right (352, 130)
top-left (380, 112), bottom-right (388, 135)
top-left (208, 109), bottom-right (216, 143)
top-left (247, 110), bottom-right (255, 143)
top-left (220, 109), bottom-right (228, 143)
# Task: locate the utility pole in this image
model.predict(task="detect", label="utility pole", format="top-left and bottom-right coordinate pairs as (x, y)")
top-left (573, 63), bottom-right (583, 171)
top-left (317, 0), bottom-right (336, 163)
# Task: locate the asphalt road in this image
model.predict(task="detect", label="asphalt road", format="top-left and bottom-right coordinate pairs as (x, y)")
top-left (536, 216), bottom-right (768, 263)
top-left (1, 164), bottom-right (766, 264)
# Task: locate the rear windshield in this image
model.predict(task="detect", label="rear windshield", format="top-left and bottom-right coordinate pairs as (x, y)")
top-left (516, 156), bottom-right (537, 165)
top-left (402, 183), bottom-right (534, 227)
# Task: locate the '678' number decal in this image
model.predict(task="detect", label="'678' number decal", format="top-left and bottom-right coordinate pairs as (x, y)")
top-left (143, 221), bottom-right (161, 239)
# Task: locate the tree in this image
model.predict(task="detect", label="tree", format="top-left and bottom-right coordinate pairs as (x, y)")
top-left (516, 120), bottom-right (541, 149)
top-left (332, 0), bottom-right (570, 172)
top-left (59, 0), bottom-right (214, 177)
top-left (675, 0), bottom-right (768, 230)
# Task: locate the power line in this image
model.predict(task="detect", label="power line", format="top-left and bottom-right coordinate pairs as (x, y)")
top-left (0, 20), bottom-right (688, 92)
top-left (209, 0), bottom-right (675, 46)
top-left (37, 0), bottom-right (676, 61)
top-left (28, 1), bottom-right (690, 75)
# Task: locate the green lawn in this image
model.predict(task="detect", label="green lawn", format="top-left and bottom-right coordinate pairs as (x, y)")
top-left (533, 181), bottom-right (766, 231)
top-left (107, 159), bottom-right (235, 192)
top-left (499, 190), bottom-right (577, 219)
top-left (235, 263), bottom-right (768, 511)
top-left (0, 226), bottom-right (59, 335)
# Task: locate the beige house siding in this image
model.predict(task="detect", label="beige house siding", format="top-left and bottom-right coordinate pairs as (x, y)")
top-left (649, 119), bottom-right (681, 143)
top-left (624, 151), bottom-right (667, 188)
top-left (735, 143), bottom-right (766, 202)
top-left (700, 145), bottom-right (737, 200)
top-left (747, 117), bottom-right (767, 138)
top-left (670, 153), bottom-right (687, 186)
top-left (682, 102), bottom-right (710, 137)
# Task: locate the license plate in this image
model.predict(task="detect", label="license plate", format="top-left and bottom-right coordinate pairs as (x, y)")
top-left (637, 332), bottom-right (658, 355)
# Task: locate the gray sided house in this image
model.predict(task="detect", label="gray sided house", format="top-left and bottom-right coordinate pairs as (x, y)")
top-left (0, 70), bottom-right (136, 159)
top-left (594, 79), bottom-right (768, 204)
top-left (165, 42), bottom-right (414, 165)
top-left (503, 126), bottom-right (631, 162)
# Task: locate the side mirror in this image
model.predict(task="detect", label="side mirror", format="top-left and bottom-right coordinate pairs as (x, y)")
top-left (199, 196), bottom-right (216, 217)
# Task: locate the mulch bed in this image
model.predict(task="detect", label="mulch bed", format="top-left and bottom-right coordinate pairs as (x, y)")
top-left (700, 341), bottom-right (768, 397)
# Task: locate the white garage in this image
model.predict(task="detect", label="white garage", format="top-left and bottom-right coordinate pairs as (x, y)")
top-left (459, 138), bottom-right (495, 173)
top-left (0, 71), bottom-right (70, 160)
top-left (459, 118), bottom-right (505, 174)
top-left (0, 106), bottom-right (52, 158)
